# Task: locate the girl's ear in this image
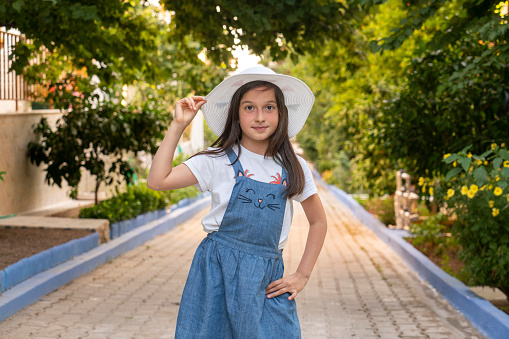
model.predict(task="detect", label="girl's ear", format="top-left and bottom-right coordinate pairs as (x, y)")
top-left (282, 179), bottom-right (287, 186)
top-left (238, 170), bottom-right (244, 177)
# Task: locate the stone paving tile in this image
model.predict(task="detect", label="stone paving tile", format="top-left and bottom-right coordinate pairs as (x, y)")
top-left (0, 183), bottom-right (486, 338)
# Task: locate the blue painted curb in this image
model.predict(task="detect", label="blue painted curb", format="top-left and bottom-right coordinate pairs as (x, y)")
top-left (313, 170), bottom-right (509, 339)
top-left (0, 233), bottom-right (99, 293)
top-left (0, 195), bottom-right (211, 323)
top-left (110, 209), bottom-right (167, 239)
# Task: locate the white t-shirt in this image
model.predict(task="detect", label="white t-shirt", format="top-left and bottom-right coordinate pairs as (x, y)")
top-left (184, 144), bottom-right (317, 249)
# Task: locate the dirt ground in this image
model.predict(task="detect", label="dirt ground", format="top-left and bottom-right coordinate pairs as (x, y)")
top-left (0, 227), bottom-right (95, 270)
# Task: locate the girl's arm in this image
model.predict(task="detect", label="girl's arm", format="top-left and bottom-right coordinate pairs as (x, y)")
top-left (147, 96), bottom-right (206, 191)
top-left (265, 193), bottom-right (327, 300)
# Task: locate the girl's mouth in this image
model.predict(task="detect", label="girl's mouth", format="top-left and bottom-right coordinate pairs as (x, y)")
top-left (252, 127), bottom-right (268, 132)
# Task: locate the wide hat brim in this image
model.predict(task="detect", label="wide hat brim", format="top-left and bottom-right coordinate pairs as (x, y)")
top-left (202, 66), bottom-right (315, 138)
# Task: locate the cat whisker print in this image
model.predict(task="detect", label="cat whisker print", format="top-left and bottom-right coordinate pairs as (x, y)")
top-left (267, 204), bottom-right (281, 211)
top-left (238, 194), bottom-right (253, 203)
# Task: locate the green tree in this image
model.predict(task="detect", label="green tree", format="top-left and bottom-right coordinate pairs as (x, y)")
top-left (1, 0), bottom-right (362, 80)
top-left (27, 86), bottom-right (170, 204)
top-left (1, 0), bottom-right (169, 83)
top-left (381, 35), bottom-right (509, 178)
top-left (282, 0), bottom-right (508, 195)
top-left (276, 0), bottom-right (413, 195)
top-left (161, 0), bottom-right (358, 63)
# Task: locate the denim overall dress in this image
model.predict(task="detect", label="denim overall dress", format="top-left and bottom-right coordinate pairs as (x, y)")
top-left (175, 149), bottom-right (301, 339)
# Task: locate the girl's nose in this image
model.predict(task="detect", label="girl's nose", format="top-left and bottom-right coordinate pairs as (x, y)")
top-left (254, 109), bottom-right (265, 122)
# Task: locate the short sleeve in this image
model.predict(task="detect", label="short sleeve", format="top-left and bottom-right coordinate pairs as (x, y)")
top-left (183, 153), bottom-right (215, 193)
top-left (292, 156), bottom-right (318, 203)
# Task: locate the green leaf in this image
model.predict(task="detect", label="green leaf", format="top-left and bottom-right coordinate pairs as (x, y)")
top-left (445, 167), bottom-right (462, 181)
top-left (12, 0), bottom-right (24, 12)
top-left (444, 154), bottom-right (458, 163)
top-left (461, 144), bottom-right (473, 153)
top-left (493, 158), bottom-right (502, 170)
top-left (480, 150), bottom-right (494, 158)
top-left (499, 149), bottom-right (509, 161)
top-left (498, 181), bottom-right (508, 190)
top-left (458, 157), bottom-right (472, 172)
top-left (473, 167), bottom-right (488, 186)
top-left (501, 167), bottom-right (509, 178)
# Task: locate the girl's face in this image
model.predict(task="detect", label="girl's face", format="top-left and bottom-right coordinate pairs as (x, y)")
top-left (238, 86), bottom-right (279, 151)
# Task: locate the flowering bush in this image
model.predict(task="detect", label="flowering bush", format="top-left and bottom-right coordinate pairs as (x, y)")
top-left (430, 144), bottom-right (509, 298)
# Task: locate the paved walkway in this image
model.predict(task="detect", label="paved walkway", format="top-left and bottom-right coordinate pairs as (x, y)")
top-left (0, 185), bottom-right (484, 338)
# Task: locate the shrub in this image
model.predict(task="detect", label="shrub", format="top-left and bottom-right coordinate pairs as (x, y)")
top-left (410, 213), bottom-right (456, 254)
top-left (429, 144), bottom-right (509, 299)
top-left (409, 213), bottom-right (467, 282)
top-left (79, 183), bottom-right (199, 224)
top-left (357, 195), bottom-right (395, 226)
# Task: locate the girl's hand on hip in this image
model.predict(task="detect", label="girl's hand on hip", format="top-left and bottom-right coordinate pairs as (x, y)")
top-left (173, 96), bottom-right (206, 129)
top-left (265, 271), bottom-right (309, 300)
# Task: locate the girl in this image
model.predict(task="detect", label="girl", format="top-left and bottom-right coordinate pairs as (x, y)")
top-left (147, 66), bottom-right (327, 338)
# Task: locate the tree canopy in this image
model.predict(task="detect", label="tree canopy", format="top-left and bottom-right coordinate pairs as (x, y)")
top-left (279, 0), bottom-right (509, 195)
top-left (161, 0), bottom-right (357, 63)
top-left (1, 0), bottom-right (360, 82)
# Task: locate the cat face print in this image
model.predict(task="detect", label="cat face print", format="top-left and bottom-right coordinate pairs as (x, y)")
top-left (238, 187), bottom-right (281, 211)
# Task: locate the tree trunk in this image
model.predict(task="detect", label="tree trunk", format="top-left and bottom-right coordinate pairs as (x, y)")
top-left (95, 180), bottom-right (101, 205)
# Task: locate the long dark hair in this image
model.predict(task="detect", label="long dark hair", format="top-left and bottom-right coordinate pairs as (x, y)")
top-left (192, 80), bottom-right (305, 198)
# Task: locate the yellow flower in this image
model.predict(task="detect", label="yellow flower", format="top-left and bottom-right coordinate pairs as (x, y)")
top-left (453, 161), bottom-right (457, 167)
top-left (447, 189), bottom-right (455, 197)
top-left (443, 153), bottom-right (451, 160)
top-left (489, 200), bottom-right (495, 208)
top-left (422, 186), bottom-right (426, 193)
top-left (461, 186), bottom-right (468, 195)
top-left (469, 185), bottom-right (479, 193)
top-left (467, 152), bottom-right (472, 158)
top-left (418, 177), bottom-right (424, 186)
top-left (480, 185), bottom-right (486, 191)
top-left (504, 160), bottom-right (509, 168)
top-left (492, 208), bottom-right (500, 217)
top-left (491, 143), bottom-right (498, 150)
top-left (467, 190), bottom-right (476, 199)
top-left (488, 184), bottom-right (493, 189)
top-left (484, 161), bottom-right (488, 165)
top-left (494, 187), bottom-right (503, 196)
top-left (477, 160), bottom-right (483, 166)
top-left (507, 193), bottom-right (509, 202)
top-left (429, 187), bottom-right (434, 195)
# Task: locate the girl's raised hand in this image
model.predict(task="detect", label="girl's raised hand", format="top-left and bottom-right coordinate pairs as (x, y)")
top-left (173, 96), bottom-right (207, 128)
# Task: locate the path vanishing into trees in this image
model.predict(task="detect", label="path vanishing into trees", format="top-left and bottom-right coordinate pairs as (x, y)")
top-left (0, 179), bottom-right (484, 338)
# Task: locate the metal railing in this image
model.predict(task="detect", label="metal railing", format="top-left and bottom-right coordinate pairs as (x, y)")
top-left (0, 29), bottom-right (29, 111)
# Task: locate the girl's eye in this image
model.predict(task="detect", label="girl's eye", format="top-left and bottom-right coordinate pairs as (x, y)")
top-left (266, 105), bottom-right (275, 110)
top-left (245, 105), bottom-right (254, 110)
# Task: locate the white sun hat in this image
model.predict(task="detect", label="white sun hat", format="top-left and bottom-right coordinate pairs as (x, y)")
top-left (202, 66), bottom-right (315, 138)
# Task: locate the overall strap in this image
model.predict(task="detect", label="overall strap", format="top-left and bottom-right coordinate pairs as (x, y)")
top-left (226, 149), bottom-right (244, 176)
top-left (280, 165), bottom-right (288, 183)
